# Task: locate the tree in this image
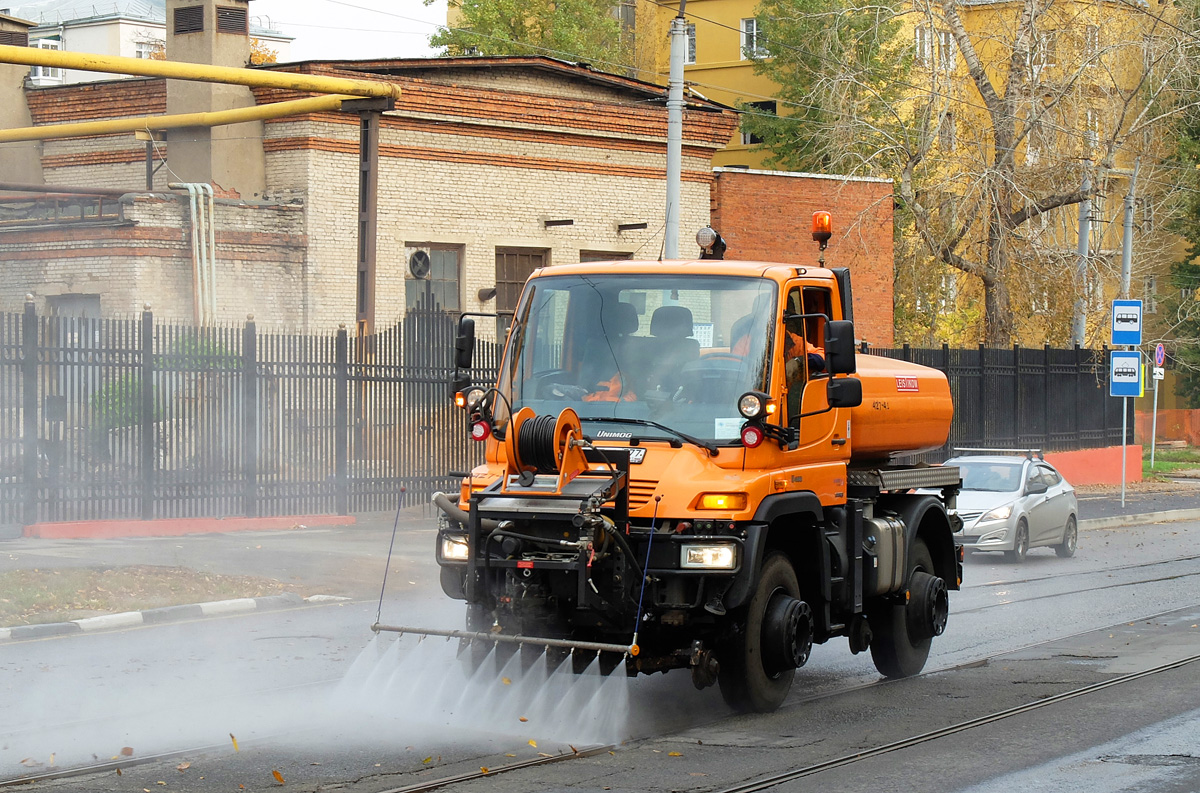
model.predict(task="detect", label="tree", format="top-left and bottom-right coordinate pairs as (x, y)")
top-left (250, 38), bottom-right (278, 66)
top-left (745, 0), bottom-right (1198, 346)
top-left (426, 0), bottom-right (633, 72)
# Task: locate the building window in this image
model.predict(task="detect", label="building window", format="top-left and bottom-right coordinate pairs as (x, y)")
top-left (30, 38), bottom-right (63, 83)
top-left (1140, 196), bottom-right (1156, 232)
top-left (1085, 108), bottom-right (1099, 151)
top-left (937, 30), bottom-right (956, 71)
top-left (741, 100), bottom-right (776, 145)
top-left (686, 23), bottom-right (696, 65)
top-left (1026, 118), bottom-right (1051, 166)
top-left (741, 18), bottom-right (765, 59)
top-left (496, 248), bottom-right (548, 316)
top-left (1032, 32), bottom-right (1057, 77)
top-left (1183, 287), bottom-right (1195, 302)
top-left (915, 25), bottom-right (933, 67)
top-left (1084, 25), bottom-right (1099, 65)
top-left (939, 112), bottom-right (956, 151)
top-left (135, 39), bottom-right (164, 59)
top-left (1144, 275), bottom-right (1158, 314)
top-left (405, 247), bottom-right (461, 312)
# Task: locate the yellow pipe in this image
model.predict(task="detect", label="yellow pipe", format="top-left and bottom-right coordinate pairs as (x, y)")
top-left (0, 94), bottom-right (353, 142)
top-left (0, 43), bottom-right (400, 99)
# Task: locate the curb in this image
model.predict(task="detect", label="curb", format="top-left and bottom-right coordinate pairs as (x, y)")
top-left (22, 515), bottom-right (356, 540)
top-left (0, 592), bottom-right (347, 642)
top-left (1080, 508), bottom-right (1200, 531)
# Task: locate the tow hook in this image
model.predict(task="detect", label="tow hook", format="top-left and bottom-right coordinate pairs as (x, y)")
top-left (688, 640), bottom-right (720, 690)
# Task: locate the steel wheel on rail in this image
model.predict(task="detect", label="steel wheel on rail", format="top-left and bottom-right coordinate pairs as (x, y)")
top-left (1056, 515), bottom-right (1078, 558)
top-left (718, 552), bottom-right (809, 713)
top-left (868, 537), bottom-right (945, 679)
top-left (1006, 519), bottom-right (1029, 563)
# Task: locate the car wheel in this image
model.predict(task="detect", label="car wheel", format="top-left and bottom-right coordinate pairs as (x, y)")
top-left (1056, 516), bottom-right (1078, 558)
top-left (868, 538), bottom-right (941, 679)
top-left (717, 552), bottom-right (804, 713)
top-left (1006, 520), bottom-right (1029, 563)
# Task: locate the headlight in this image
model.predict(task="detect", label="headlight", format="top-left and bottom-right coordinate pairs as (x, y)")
top-left (981, 504), bottom-right (1013, 522)
top-left (681, 544), bottom-right (737, 569)
top-left (439, 534), bottom-right (470, 561)
top-left (738, 391), bottom-right (774, 419)
top-left (697, 493), bottom-right (748, 510)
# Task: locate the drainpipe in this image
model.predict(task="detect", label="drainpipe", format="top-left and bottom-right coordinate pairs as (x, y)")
top-left (171, 182), bottom-right (206, 324)
top-left (201, 183), bottom-right (217, 322)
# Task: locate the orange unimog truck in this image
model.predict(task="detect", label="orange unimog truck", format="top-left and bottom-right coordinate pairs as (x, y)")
top-left (428, 216), bottom-right (962, 713)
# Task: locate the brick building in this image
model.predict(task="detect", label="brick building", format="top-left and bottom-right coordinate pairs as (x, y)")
top-left (0, 1), bottom-right (895, 335)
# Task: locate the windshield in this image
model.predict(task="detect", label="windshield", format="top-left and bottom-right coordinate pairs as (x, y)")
top-left (495, 273), bottom-right (777, 443)
top-left (954, 461), bottom-right (1024, 493)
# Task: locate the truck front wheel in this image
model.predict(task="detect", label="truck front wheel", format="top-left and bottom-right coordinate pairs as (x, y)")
top-left (868, 537), bottom-right (936, 678)
top-left (717, 552), bottom-right (804, 713)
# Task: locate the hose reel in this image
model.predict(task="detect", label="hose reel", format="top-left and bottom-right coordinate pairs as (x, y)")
top-left (503, 407), bottom-right (590, 492)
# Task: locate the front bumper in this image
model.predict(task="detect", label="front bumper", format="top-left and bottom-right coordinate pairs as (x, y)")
top-left (956, 518), bottom-right (1017, 551)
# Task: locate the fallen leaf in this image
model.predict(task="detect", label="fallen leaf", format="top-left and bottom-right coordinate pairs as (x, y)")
top-left (121, 747), bottom-right (135, 757)
top-left (272, 769), bottom-right (285, 784)
top-left (116, 769), bottom-right (122, 777)
top-left (501, 677), bottom-right (512, 686)
top-left (668, 751), bottom-right (682, 757)
top-left (48, 753), bottom-right (55, 767)
top-left (689, 772), bottom-right (708, 777)
top-left (230, 734), bottom-right (240, 753)
top-left (538, 752), bottom-right (552, 758)
top-left (608, 751), bottom-right (616, 756)
top-left (480, 767), bottom-right (489, 774)
top-left (20, 758), bottom-right (42, 768)
top-left (569, 745), bottom-right (578, 755)
top-left (157, 783), bottom-right (166, 787)
top-left (505, 753), bottom-right (517, 758)
top-left (519, 717), bottom-right (528, 722)
top-left (528, 739), bottom-right (537, 748)
top-left (423, 756), bottom-right (432, 764)
top-left (176, 762), bottom-right (191, 772)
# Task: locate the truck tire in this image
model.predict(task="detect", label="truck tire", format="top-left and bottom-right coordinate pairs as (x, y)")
top-left (717, 552), bottom-right (800, 713)
top-left (869, 537), bottom-right (934, 678)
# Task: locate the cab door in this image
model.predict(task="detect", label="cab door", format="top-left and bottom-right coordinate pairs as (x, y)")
top-left (783, 284), bottom-right (837, 450)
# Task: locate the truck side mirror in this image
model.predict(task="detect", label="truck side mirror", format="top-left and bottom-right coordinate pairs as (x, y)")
top-left (824, 320), bottom-right (857, 375)
top-left (455, 317), bottom-right (476, 370)
top-left (827, 376), bottom-right (862, 408)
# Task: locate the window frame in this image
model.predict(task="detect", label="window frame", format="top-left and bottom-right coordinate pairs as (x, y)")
top-left (404, 244), bottom-right (463, 314)
top-left (31, 38), bottom-right (63, 83)
top-left (740, 17), bottom-right (764, 59)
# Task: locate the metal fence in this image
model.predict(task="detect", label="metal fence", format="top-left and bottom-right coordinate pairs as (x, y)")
top-left (0, 302), bottom-right (1128, 527)
top-left (867, 343), bottom-right (1131, 460)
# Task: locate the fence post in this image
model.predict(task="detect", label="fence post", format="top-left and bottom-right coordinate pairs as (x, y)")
top-left (1013, 344), bottom-right (1022, 449)
top-left (902, 343), bottom-right (911, 363)
top-left (242, 315), bottom-right (258, 518)
top-left (1043, 343), bottom-right (1051, 450)
top-left (977, 343), bottom-right (986, 448)
top-left (335, 324), bottom-right (349, 516)
top-left (1080, 345), bottom-right (1089, 448)
top-left (21, 296), bottom-right (37, 526)
top-left (140, 306), bottom-right (155, 520)
top-left (1101, 344), bottom-right (1110, 444)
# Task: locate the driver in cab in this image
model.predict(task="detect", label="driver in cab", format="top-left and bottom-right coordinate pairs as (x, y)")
top-left (731, 294), bottom-right (825, 384)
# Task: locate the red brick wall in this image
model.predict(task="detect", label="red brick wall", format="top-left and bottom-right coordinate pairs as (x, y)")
top-left (710, 169), bottom-right (895, 346)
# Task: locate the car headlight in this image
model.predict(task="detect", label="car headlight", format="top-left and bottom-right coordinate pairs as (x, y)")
top-left (439, 534), bottom-right (470, 561)
top-left (981, 504), bottom-right (1013, 522)
top-left (681, 544), bottom-right (737, 569)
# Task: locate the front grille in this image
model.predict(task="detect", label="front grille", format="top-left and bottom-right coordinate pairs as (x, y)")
top-left (627, 479), bottom-right (658, 509)
top-left (956, 510), bottom-right (984, 524)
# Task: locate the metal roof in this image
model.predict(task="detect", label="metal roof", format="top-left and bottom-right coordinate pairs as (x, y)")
top-left (7, 0), bottom-right (286, 35)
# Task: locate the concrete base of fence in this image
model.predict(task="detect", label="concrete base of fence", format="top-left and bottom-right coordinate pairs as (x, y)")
top-left (23, 514), bottom-right (356, 539)
top-left (1044, 444), bottom-right (1143, 486)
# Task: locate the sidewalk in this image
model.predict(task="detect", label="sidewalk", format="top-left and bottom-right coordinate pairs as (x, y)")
top-left (1076, 478), bottom-right (1200, 524)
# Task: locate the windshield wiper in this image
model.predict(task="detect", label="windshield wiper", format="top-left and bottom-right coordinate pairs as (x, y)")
top-left (579, 417), bottom-right (719, 456)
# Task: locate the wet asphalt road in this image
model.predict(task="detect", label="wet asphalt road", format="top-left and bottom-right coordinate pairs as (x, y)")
top-left (3, 515), bottom-right (1200, 792)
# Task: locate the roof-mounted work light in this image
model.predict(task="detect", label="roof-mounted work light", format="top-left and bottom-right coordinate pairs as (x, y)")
top-left (696, 226), bottom-right (727, 260)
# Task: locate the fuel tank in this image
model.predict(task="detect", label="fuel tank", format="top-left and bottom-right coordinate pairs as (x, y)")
top-left (848, 353), bottom-right (953, 461)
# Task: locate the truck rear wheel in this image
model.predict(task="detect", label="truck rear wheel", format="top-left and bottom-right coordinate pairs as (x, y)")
top-left (717, 552), bottom-right (802, 713)
top-left (869, 537), bottom-right (936, 678)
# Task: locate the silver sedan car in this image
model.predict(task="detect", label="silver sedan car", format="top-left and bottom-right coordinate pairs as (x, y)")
top-left (947, 454), bottom-right (1079, 562)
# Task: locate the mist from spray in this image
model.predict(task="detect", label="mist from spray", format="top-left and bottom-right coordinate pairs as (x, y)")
top-left (334, 633), bottom-right (630, 746)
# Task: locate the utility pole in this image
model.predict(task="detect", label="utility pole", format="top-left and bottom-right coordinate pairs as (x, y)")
top-left (1071, 163), bottom-right (1091, 346)
top-left (1119, 159), bottom-right (1140, 299)
top-left (664, 1), bottom-right (687, 260)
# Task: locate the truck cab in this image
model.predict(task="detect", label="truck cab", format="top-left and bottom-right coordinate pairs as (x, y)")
top-left (432, 248), bottom-right (961, 713)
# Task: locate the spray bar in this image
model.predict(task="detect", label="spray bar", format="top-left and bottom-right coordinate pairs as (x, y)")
top-left (370, 623), bottom-right (634, 656)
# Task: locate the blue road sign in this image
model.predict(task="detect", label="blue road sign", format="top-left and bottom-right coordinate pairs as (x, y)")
top-left (1110, 350), bottom-right (1142, 397)
top-left (1155, 343), bottom-right (1165, 367)
top-left (1111, 300), bottom-right (1143, 346)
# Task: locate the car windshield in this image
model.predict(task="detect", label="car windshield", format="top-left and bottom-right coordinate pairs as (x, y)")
top-left (954, 461), bottom-right (1024, 492)
top-left (495, 273), bottom-right (777, 443)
